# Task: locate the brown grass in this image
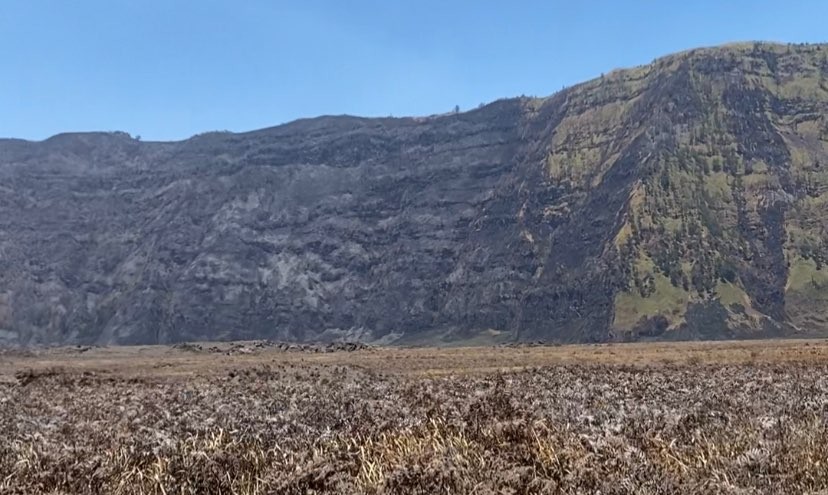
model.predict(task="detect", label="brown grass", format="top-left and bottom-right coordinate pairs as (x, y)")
top-left (3, 339), bottom-right (828, 493)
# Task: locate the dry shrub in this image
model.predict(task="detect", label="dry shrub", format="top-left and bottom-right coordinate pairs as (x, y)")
top-left (3, 362), bottom-right (828, 493)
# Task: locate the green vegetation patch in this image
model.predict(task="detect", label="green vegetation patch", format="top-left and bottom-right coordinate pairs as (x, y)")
top-left (787, 257), bottom-right (828, 295)
top-left (715, 282), bottom-right (749, 308)
top-left (614, 271), bottom-right (691, 330)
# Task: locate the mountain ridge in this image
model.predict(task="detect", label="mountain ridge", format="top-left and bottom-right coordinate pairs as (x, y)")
top-left (2, 41), bottom-right (828, 346)
top-left (5, 40), bottom-right (825, 144)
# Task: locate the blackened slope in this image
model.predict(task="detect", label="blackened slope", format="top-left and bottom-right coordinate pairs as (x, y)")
top-left (2, 42), bottom-right (828, 346)
top-left (0, 102), bottom-right (533, 345)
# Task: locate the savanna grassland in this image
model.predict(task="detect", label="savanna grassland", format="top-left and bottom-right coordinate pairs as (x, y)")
top-left (3, 339), bottom-right (828, 494)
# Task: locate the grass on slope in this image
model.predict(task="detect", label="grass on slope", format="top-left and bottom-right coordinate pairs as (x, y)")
top-left (613, 271), bottom-right (690, 331)
top-left (786, 257), bottom-right (828, 331)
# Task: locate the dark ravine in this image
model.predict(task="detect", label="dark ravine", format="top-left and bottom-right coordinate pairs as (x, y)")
top-left (2, 41), bottom-right (828, 346)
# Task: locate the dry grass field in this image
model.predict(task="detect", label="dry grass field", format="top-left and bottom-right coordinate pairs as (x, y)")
top-left (3, 339), bottom-right (828, 493)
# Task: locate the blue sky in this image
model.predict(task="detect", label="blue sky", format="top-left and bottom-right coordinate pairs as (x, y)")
top-left (2, 1), bottom-right (827, 141)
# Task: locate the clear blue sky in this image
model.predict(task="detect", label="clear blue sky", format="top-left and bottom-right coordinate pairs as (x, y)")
top-left (2, 1), bottom-right (827, 141)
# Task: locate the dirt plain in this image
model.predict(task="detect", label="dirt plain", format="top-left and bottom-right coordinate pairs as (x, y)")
top-left (3, 339), bottom-right (828, 494)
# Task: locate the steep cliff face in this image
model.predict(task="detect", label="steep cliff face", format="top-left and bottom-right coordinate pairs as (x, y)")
top-left (2, 42), bottom-right (828, 345)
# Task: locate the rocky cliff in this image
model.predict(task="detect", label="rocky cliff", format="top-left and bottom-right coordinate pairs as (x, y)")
top-left (2, 42), bottom-right (828, 345)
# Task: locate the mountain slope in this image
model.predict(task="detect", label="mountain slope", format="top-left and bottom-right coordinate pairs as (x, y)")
top-left (1, 41), bottom-right (827, 345)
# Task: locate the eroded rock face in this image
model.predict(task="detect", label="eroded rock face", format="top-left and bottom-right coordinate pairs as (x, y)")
top-left (0, 102), bottom-right (540, 345)
top-left (2, 42), bottom-right (828, 345)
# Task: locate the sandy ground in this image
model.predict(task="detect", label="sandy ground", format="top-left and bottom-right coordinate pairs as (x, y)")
top-left (3, 338), bottom-right (828, 380)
